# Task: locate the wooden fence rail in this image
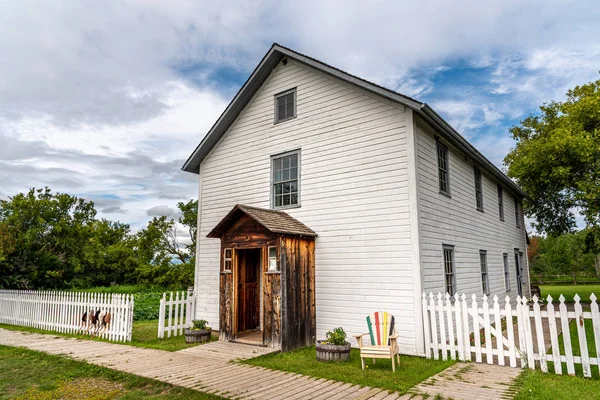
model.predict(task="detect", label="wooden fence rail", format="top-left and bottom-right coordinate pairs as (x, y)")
top-left (0, 289), bottom-right (134, 342)
top-left (423, 291), bottom-right (600, 377)
top-left (157, 291), bottom-right (195, 339)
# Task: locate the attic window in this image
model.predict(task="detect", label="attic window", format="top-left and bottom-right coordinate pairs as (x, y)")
top-left (275, 88), bottom-right (296, 123)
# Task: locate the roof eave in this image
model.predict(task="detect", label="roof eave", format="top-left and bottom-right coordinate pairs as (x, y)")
top-left (181, 45), bottom-right (285, 174)
top-left (417, 104), bottom-right (531, 201)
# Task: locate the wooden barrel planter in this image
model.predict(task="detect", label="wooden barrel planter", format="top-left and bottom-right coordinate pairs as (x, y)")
top-left (316, 340), bottom-right (351, 361)
top-left (184, 329), bottom-right (211, 344)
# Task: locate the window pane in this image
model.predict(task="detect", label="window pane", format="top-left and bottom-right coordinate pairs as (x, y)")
top-left (290, 167), bottom-right (297, 179)
top-left (290, 193), bottom-right (298, 205)
top-left (282, 169), bottom-right (289, 181)
top-left (278, 104), bottom-right (286, 121)
top-left (283, 182), bottom-right (290, 194)
top-left (275, 183), bottom-right (282, 195)
top-left (290, 154), bottom-right (298, 167)
top-left (275, 195), bottom-right (282, 207)
top-left (274, 171), bottom-right (282, 183)
top-left (283, 156), bottom-right (290, 169)
top-left (274, 158), bottom-right (282, 172)
top-left (290, 181), bottom-right (297, 193)
top-left (225, 260), bottom-right (231, 271)
top-left (283, 194), bottom-right (291, 206)
top-left (269, 247), bottom-right (277, 258)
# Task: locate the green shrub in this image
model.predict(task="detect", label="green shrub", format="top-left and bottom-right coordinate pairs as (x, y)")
top-left (325, 327), bottom-right (347, 345)
top-left (191, 319), bottom-right (209, 330)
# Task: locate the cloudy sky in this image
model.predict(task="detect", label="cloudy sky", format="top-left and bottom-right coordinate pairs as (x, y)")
top-left (1, 0), bottom-right (599, 231)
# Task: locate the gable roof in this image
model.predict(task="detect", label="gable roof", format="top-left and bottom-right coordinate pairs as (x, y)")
top-left (182, 43), bottom-right (528, 199)
top-left (207, 204), bottom-right (317, 238)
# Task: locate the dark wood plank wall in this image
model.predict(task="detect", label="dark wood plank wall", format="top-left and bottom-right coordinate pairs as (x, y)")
top-left (281, 236), bottom-right (316, 351)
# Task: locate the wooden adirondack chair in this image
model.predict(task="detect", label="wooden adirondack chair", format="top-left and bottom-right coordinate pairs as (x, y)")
top-left (354, 311), bottom-right (400, 372)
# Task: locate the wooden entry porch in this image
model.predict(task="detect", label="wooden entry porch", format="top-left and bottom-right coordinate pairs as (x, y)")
top-left (207, 204), bottom-right (317, 351)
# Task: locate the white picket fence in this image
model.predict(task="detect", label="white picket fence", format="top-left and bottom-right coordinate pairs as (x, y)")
top-left (0, 290), bottom-right (134, 342)
top-left (157, 291), bottom-right (195, 339)
top-left (423, 292), bottom-right (600, 377)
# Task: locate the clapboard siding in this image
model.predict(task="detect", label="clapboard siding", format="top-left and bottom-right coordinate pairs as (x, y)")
top-left (415, 119), bottom-right (530, 300)
top-left (195, 58), bottom-right (419, 353)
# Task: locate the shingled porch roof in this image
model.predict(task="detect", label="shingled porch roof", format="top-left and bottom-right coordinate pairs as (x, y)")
top-left (206, 204), bottom-right (317, 238)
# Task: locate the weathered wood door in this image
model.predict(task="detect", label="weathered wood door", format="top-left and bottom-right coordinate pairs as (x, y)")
top-left (236, 248), bottom-right (261, 333)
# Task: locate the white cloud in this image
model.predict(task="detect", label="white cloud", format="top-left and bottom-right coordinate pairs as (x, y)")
top-left (0, 0), bottom-right (598, 230)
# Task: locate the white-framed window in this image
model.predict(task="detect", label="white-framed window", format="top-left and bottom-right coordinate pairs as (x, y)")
top-left (271, 150), bottom-right (300, 209)
top-left (474, 167), bottom-right (483, 211)
top-left (480, 250), bottom-right (489, 295)
top-left (268, 246), bottom-right (279, 272)
top-left (222, 248), bottom-right (232, 273)
top-left (437, 141), bottom-right (450, 196)
top-left (514, 198), bottom-right (521, 228)
top-left (274, 88), bottom-right (296, 123)
top-left (498, 184), bottom-right (504, 221)
top-left (443, 245), bottom-right (456, 296)
top-left (503, 253), bottom-right (510, 291)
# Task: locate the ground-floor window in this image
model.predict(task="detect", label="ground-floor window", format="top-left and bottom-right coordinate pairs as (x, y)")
top-left (443, 245), bottom-right (456, 296)
top-left (480, 250), bottom-right (489, 295)
top-left (503, 253), bottom-right (510, 291)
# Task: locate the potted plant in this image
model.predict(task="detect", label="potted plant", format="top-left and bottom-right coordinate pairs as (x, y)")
top-left (316, 327), bottom-right (351, 361)
top-left (185, 319), bottom-right (211, 343)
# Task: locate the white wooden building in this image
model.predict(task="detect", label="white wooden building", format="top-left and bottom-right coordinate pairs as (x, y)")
top-left (182, 44), bottom-right (530, 355)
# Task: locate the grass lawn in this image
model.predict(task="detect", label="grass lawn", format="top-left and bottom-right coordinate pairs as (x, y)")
top-left (512, 369), bottom-right (600, 400)
top-left (0, 345), bottom-right (221, 400)
top-left (0, 320), bottom-right (216, 352)
top-left (539, 284), bottom-right (600, 303)
top-left (242, 346), bottom-right (454, 394)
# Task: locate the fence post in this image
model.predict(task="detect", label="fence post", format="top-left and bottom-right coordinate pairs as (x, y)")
top-left (421, 292), bottom-right (431, 359)
top-left (574, 294), bottom-right (591, 377)
top-left (158, 293), bottom-right (166, 339)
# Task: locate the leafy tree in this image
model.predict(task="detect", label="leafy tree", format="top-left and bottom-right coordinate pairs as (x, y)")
top-left (528, 230), bottom-right (598, 277)
top-left (0, 188), bottom-right (97, 288)
top-left (504, 79), bottom-right (600, 251)
top-left (134, 201), bottom-right (197, 288)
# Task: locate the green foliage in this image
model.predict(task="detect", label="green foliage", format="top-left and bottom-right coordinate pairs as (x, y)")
top-left (0, 345), bottom-right (222, 399)
top-left (324, 327), bottom-right (347, 345)
top-left (529, 231), bottom-right (598, 277)
top-left (191, 319), bottom-right (209, 330)
top-left (504, 80), bottom-right (600, 251)
top-left (0, 187), bottom-right (198, 291)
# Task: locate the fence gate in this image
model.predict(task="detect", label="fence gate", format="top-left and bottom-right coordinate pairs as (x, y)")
top-left (422, 292), bottom-right (600, 377)
top-left (157, 291), bottom-right (196, 338)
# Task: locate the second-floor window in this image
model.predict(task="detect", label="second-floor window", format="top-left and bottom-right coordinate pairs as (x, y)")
top-left (474, 167), bottom-right (483, 211)
top-left (437, 141), bottom-right (450, 195)
top-left (274, 88), bottom-right (296, 123)
top-left (497, 184), bottom-right (504, 221)
top-left (514, 198), bottom-right (521, 228)
top-left (272, 151), bottom-right (299, 208)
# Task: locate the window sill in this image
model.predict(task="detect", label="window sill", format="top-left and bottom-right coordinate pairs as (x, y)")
top-left (476, 208), bottom-right (484, 213)
top-left (265, 271), bottom-right (281, 275)
top-left (274, 115), bottom-right (297, 125)
top-left (439, 191), bottom-right (452, 199)
top-left (221, 271), bottom-right (232, 274)
top-left (273, 204), bottom-right (301, 211)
